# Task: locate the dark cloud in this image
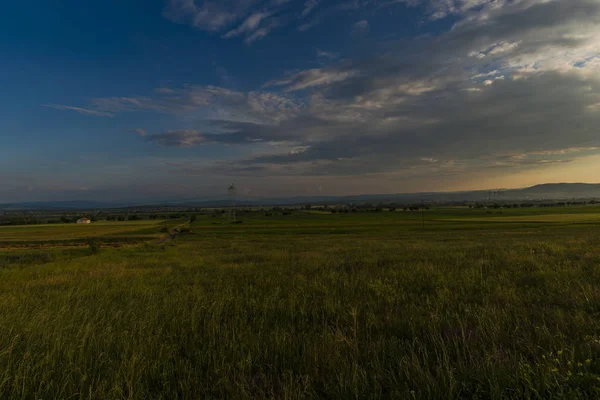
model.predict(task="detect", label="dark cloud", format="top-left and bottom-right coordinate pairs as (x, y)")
top-left (235, 71), bottom-right (600, 175)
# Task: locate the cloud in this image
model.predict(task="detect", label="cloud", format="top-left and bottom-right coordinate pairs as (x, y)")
top-left (301, 0), bottom-right (320, 17)
top-left (163, 0), bottom-right (248, 31)
top-left (145, 130), bottom-right (206, 147)
top-left (264, 67), bottom-right (359, 91)
top-left (55, 0), bottom-right (600, 186)
top-left (129, 129), bottom-right (147, 137)
top-left (145, 125), bottom-right (295, 147)
top-left (54, 86), bottom-right (305, 123)
top-left (316, 49), bottom-right (340, 60)
top-left (155, 87), bottom-right (176, 94)
top-left (42, 104), bottom-right (114, 117)
top-left (223, 11), bottom-right (270, 38)
top-left (351, 20), bottom-right (370, 36)
top-left (194, 0), bottom-right (600, 178)
top-left (245, 26), bottom-right (272, 43)
top-left (163, 0), bottom-right (381, 40)
top-left (298, 0), bottom-right (370, 31)
top-left (163, 0), bottom-right (292, 42)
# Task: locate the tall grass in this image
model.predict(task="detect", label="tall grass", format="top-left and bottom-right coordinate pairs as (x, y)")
top-left (1, 213), bottom-right (600, 398)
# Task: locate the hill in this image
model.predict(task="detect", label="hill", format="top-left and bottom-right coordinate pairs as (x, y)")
top-left (2, 183), bottom-right (600, 210)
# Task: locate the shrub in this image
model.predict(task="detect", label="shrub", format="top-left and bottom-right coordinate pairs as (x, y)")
top-left (87, 239), bottom-right (100, 255)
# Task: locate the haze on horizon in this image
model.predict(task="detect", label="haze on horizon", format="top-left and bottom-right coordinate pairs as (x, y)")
top-left (2, 0), bottom-right (600, 203)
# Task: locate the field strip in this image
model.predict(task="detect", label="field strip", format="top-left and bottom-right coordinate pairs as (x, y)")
top-left (431, 213), bottom-right (600, 223)
top-left (0, 221), bottom-right (163, 242)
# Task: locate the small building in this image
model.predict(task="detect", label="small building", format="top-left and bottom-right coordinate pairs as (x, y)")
top-left (77, 217), bottom-right (91, 224)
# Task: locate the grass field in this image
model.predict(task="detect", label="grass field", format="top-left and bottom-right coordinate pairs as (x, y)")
top-left (0, 220), bottom-right (164, 243)
top-left (2, 207), bottom-right (600, 398)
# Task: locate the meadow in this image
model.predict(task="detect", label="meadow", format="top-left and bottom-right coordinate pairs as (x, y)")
top-left (0, 220), bottom-right (164, 243)
top-left (2, 207), bottom-right (600, 398)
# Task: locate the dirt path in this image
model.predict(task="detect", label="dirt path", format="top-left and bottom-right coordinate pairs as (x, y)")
top-left (155, 221), bottom-right (189, 245)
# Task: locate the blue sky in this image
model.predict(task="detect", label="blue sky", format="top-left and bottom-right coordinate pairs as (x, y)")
top-left (2, 0), bottom-right (600, 202)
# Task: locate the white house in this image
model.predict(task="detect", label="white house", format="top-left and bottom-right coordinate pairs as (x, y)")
top-left (77, 217), bottom-right (91, 224)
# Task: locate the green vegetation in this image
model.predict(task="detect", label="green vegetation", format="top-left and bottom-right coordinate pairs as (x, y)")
top-left (2, 207), bottom-right (600, 398)
top-left (0, 220), bottom-right (162, 242)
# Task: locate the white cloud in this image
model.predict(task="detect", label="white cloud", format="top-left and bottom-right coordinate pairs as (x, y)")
top-left (223, 12), bottom-right (270, 38)
top-left (42, 104), bottom-right (114, 117)
top-left (301, 0), bottom-right (320, 17)
top-left (352, 20), bottom-right (370, 36)
top-left (245, 27), bottom-right (272, 43)
top-left (316, 49), bottom-right (340, 60)
top-left (162, 0), bottom-right (394, 41)
top-left (264, 68), bottom-right (359, 91)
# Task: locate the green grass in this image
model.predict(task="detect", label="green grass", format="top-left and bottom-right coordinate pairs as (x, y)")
top-left (0, 220), bottom-right (163, 242)
top-left (2, 208), bottom-right (600, 398)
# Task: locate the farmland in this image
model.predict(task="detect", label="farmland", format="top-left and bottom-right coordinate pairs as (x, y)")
top-left (0, 220), bottom-right (163, 243)
top-left (2, 206), bottom-right (600, 398)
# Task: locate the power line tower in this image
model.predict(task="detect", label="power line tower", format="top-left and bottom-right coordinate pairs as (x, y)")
top-left (228, 184), bottom-right (237, 223)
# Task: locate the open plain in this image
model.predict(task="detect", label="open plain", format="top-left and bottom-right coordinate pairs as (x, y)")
top-left (2, 207), bottom-right (600, 398)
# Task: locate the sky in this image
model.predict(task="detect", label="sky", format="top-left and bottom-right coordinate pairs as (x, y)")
top-left (2, 0), bottom-right (600, 202)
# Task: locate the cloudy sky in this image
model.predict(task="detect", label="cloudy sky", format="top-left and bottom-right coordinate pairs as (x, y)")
top-left (2, 0), bottom-right (600, 202)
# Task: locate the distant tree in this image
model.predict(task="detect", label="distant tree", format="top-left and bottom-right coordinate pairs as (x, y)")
top-left (87, 239), bottom-right (100, 255)
top-left (190, 215), bottom-right (197, 223)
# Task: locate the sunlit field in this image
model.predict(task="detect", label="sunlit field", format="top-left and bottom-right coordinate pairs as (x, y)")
top-left (0, 220), bottom-right (163, 243)
top-left (2, 207), bottom-right (600, 398)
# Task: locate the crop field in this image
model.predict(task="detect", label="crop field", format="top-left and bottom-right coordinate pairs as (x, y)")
top-left (2, 207), bottom-right (600, 398)
top-left (0, 220), bottom-right (164, 243)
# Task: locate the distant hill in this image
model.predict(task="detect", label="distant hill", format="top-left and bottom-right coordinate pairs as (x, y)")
top-left (510, 183), bottom-right (600, 199)
top-left (2, 183), bottom-right (600, 211)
